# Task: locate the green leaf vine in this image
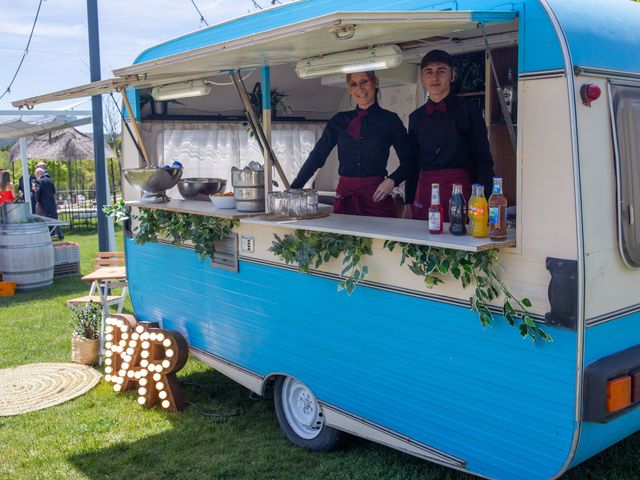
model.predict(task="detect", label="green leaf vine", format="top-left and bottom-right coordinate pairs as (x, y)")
top-left (269, 230), bottom-right (372, 295)
top-left (383, 241), bottom-right (552, 343)
top-left (103, 203), bottom-right (237, 261)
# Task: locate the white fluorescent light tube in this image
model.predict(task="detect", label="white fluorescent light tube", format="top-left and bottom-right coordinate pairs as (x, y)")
top-left (151, 80), bottom-right (212, 101)
top-left (295, 45), bottom-right (403, 80)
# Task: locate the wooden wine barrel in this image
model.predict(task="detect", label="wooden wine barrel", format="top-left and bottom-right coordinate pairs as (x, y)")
top-left (0, 220), bottom-right (54, 291)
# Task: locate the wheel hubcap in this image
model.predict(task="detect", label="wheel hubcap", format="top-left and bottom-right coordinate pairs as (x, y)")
top-left (281, 377), bottom-right (324, 439)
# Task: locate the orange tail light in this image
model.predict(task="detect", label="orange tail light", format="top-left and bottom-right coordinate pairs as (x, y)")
top-left (606, 376), bottom-right (632, 413)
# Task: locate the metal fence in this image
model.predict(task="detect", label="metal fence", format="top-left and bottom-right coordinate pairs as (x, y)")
top-left (55, 189), bottom-right (120, 230)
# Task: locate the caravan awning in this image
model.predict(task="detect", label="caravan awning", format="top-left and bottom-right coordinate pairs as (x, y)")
top-left (0, 112), bottom-right (93, 140)
top-left (12, 10), bottom-right (516, 109)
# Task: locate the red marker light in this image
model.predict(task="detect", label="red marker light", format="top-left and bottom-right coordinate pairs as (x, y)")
top-left (580, 84), bottom-right (601, 107)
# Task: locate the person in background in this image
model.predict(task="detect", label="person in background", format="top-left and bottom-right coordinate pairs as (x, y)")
top-left (290, 70), bottom-right (412, 218)
top-left (405, 49), bottom-right (495, 220)
top-left (0, 169), bottom-right (16, 205)
top-left (35, 167), bottom-right (63, 240)
top-left (18, 169), bottom-right (37, 213)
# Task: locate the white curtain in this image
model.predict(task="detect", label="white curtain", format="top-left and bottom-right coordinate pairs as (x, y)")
top-left (154, 121), bottom-right (324, 197)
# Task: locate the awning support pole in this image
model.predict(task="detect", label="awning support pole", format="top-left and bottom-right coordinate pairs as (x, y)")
top-left (229, 70), bottom-right (290, 190)
top-left (87, 0), bottom-right (114, 252)
top-left (479, 22), bottom-right (517, 154)
top-left (120, 90), bottom-right (151, 167)
top-left (261, 66), bottom-right (273, 200)
top-left (19, 137), bottom-right (32, 213)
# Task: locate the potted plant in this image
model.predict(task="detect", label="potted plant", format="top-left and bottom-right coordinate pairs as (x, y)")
top-left (70, 302), bottom-right (101, 365)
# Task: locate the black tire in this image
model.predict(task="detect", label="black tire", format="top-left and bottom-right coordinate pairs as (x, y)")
top-left (273, 376), bottom-right (344, 452)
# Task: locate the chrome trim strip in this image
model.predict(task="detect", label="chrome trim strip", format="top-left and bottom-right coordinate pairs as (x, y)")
top-left (519, 68), bottom-right (565, 80)
top-left (237, 255), bottom-right (548, 321)
top-left (586, 303), bottom-right (640, 328)
top-left (575, 66), bottom-right (640, 82)
top-left (539, 1), bottom-right (585, 478)
top-left (320, 403), bottom-right (467, 469)
top-left (191, 345), bottom-right (470, 472)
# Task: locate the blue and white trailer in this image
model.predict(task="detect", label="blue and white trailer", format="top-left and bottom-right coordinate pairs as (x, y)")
top-left (14, 1), bottom-right (640, 478)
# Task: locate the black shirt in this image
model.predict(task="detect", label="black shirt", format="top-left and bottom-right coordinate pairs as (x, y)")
top-left (291, 102), bottom-right (412, 189)
top-left (405, 94), bottom-right (495, 204)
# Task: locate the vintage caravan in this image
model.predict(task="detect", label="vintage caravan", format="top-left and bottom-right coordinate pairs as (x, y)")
top-left (14, 0), bottom-right (640, 478)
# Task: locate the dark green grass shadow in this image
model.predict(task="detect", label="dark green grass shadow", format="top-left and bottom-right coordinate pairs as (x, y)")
top-left (67, 369), bottom-right (473, 480)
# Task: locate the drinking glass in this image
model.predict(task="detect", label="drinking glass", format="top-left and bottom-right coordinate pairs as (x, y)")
top-left (285, 190), bottom-right (306, 217)
top-left (303, 189), bottom-right (318, 215)
top-left (269, 192), bottom-right (287, 216)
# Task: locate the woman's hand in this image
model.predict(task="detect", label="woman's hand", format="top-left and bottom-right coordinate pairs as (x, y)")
top-left (372, 178), bottom-right (395, 203)
top-left (402, 204), bottom-right (413, 219)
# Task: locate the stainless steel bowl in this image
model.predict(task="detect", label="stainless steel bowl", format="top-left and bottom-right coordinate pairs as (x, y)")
top-left (177, 177), bottom-right (226, 201)
top-left (123, 167), bottom-right (183, 203)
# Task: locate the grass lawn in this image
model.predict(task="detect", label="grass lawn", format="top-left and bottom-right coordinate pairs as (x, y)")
top-left (1, 229), bottom-right (640, 479)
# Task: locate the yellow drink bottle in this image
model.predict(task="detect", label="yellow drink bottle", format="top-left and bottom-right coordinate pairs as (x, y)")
top-left (471, 185), bottom-right (489, 238)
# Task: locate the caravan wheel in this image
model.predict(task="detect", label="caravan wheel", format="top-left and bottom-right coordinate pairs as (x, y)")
top-left (274, 376), bottom-right (343, 451)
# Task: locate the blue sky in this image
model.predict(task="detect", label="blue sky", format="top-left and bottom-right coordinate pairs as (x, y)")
top-left (0, 1), bottom-right (285, 112)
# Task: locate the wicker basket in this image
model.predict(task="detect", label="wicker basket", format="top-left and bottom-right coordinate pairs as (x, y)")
top-left (71, 335), bottom-right (99, 365)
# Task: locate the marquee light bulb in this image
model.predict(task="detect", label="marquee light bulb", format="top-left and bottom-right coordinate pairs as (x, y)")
top-left (163, 339), bottom-right (172, 347)
top-left (138, 397), bottom-right (146, 405)
top-left (114, 384), bottom-right (122, 392)
top-left (138, 387), bottom-right (147, 395)
top-left (159, 391), bottom-right (167, 400)
top-left (140, 359), bottom-right (149, 368)
top-left (153, 373), bottom-right (162, 382)
top-left (161, 400), bottom-right (170, 409)
top-left (165, 349), bottom-right (174, 358)
top-left (156, 382), bottom-right (164, 391)
top-left (139, 378), bottom-right (148, 386)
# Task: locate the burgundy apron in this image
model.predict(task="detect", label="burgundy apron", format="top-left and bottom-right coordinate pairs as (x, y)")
top-left (333, 176), bottom-right (396, 218)
top-left (411, 169), bottom-right (471, 222)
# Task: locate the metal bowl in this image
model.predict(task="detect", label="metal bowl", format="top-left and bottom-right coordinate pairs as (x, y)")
top-left (177, 177), bottom-right (226, 201)
top-left (123, 167), bottom-right (183, 203)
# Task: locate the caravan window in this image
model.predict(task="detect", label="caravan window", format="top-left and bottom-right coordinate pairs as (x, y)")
top-left (611, 83), bottom-right (640, 268)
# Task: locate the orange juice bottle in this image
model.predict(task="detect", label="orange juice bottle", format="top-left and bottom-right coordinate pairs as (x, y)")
top-left (467, 184), bottom-right (478, 231)
top-left (470, 185), bottom-right (489, 238)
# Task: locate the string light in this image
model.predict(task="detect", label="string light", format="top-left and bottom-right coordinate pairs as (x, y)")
top-left (0, 0), bottom-right (44, 101)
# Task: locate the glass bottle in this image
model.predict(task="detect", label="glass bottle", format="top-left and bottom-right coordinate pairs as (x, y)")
top-left (470, 185), bottom-right (489, 238)
top-left (449, 183), bottom-right (466, 236)
top-left (488, 177), bottom-right (508, 241)
top-left (428, 183), bottom-right (443, 234)
top-left (503, 67), bottom-right (517, 124)
top-left (467, 183), bottom-right (478, 231)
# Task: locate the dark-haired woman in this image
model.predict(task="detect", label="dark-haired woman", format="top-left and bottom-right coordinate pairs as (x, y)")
top-left (290, 71), bottom-right (411, 218)
top-left (0, 170), bottom-right (15, 205)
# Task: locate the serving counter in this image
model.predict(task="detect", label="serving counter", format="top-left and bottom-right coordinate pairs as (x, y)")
top-left (127, 199), bottom-right (515, 252)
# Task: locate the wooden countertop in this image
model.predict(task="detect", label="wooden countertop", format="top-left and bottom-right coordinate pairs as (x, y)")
top-left (127, 199), bottom-right (264, 219)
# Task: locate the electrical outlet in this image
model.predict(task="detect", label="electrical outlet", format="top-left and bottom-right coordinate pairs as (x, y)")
top-left (240, 235), bottom-right (255, 253)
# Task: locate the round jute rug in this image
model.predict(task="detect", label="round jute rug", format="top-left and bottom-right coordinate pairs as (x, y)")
top-left (0, 363), bottom-right (102, 416)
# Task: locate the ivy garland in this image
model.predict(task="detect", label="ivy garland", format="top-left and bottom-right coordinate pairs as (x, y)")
top-left (103, 200), bottom-right (238, 260)
top-left (383, 241), bottom-right (552, 343)
top-left (268, 230), bottom-right (372, 295)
